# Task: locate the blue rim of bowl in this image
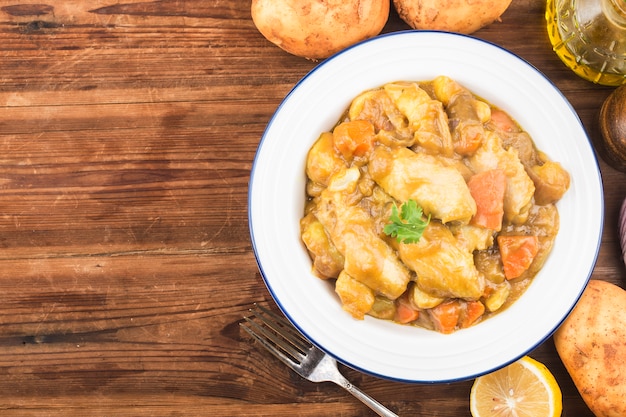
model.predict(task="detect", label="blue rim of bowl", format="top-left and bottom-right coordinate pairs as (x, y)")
top-left (247, 30), bottom-right (604, 383)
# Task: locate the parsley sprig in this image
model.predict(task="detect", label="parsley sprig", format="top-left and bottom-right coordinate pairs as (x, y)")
top-left (384, 199), bottom-right (430, 244)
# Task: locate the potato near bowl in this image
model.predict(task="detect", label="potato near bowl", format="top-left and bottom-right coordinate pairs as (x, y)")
top-left (248, 31), bottom-right (603, 383)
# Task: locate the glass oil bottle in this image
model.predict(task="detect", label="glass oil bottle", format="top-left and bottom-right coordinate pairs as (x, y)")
top-left (546, 0), bottom-right (626, 86)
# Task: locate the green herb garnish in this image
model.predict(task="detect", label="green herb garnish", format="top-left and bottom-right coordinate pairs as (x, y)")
top-left (383, 199), bottom-right (430, 244)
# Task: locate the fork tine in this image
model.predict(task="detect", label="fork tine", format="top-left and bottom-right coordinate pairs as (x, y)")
top-left (241, 305), bottom-right (311, 366)
top-left (241, 316), bottom-right (303, 367)
top-left (252, 304), bottom-right (311, 352)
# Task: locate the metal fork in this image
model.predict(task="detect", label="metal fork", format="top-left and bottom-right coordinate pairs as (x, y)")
top-left (241, 304), bottom-right (399, 417)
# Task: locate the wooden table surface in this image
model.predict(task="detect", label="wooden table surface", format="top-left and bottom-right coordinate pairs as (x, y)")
top-left (0, 0), bottom-right (623, 415)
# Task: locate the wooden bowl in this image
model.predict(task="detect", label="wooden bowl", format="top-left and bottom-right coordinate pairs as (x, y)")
top-left (599, 85), bottom-right (626, 172)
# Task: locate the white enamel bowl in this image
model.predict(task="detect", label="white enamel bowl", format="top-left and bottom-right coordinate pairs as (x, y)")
top-left (248, 31), bottom-right (603, 383)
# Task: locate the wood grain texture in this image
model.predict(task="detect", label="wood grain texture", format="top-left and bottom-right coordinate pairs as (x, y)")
top-left (0, 0), bottom-right (623, 415)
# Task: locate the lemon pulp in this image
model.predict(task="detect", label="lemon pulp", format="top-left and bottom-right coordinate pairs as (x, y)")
top-left (470, 356), bottom-right (562, 417)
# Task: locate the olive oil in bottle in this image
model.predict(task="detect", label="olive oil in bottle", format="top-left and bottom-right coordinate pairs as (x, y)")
top-left (546, 0), bottom-right (626, 86)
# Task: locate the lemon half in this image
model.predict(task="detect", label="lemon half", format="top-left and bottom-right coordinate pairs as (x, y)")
top-left (470, 356), bottom-right (562, 417)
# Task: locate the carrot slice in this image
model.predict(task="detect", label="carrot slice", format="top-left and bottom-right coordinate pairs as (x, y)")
top-left (490, 109), bottom-right (521, 133)
top-left (332, 120), bottom-right (375, 160)
top-left (497, 235), bottom-right (539, 280)
top-left (460, 300), bottom-right (486, 329)
top-left (429, 300), bottom-right (462, 334)
top-left (395, 302), bottom-right (420, 324)
top-left (467, 169), bottom-right (507, 231)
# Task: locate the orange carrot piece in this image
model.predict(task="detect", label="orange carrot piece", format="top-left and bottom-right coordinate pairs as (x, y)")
top-left (460, 300), bottom-right (486, 329)
top-left (497, 235), bottom-right (540, 280)
top-left (429, 300), bottom-right (462, 334)
top-left (332, 120), bottom-right (375, 160)
top-left (395, 302), bottom-right (419, 324)
top-left (467, 169), bottom-right (507, 231)
top-left (490, 109), bottom-right (520, 133)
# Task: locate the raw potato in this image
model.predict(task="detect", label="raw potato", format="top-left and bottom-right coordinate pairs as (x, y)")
top-left (554, 280), bottom-right (626, 417)
top-left (251, 0), bottom-right (389, 60)
top-left (393, 0), bottom-right (512, 34)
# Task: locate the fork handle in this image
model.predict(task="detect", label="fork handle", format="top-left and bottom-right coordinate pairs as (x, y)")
top-left (335, 376), bottom-right (399, 417)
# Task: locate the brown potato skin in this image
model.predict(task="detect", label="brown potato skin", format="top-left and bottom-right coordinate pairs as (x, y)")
top-left (554, 280), bottom-right (626, 417)
top-left (393, 0), bottom-right (512, 34)
top-left (251, 0), bottom-right (389, 60)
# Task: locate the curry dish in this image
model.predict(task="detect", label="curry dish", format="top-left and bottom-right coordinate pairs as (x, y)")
top-left (300, 76), bottom-right (570, 334)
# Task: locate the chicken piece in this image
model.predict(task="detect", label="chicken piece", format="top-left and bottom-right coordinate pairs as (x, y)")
top-left (432, 75), bottom-right (465, 106)
top-left (527, 152), bottom-right (570, 205)
top-left (306, 131), bottom-right (345, 188)
top-left (383, 82), bottom-right (454, 156)
top-left (469, 131), bottom-right (535, 224)
top-left (300, 212), bottom-right (344, 279)
top-left (474, 249), bottom-right (506, 284)
top-left (449, 223), bottom-right (494, 252)
top-left (446, 93), bottom-right (485, 155)
top-left (433, 75), bottom-right (486, 155)
top-left (369, 145), bottom-right (476, 224)
top-left (484, 280), bottom-right (511, 312)
top-left (335, 270), bottom-right (376, 320)
top-left (348, 88), bottom-right (413, 146)
top-left (486, 108), bottom-right (537, 166)
top-left (314, 167), bottom-right (411, 299)
top-left (398, 221), bottom-right (485, 300)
